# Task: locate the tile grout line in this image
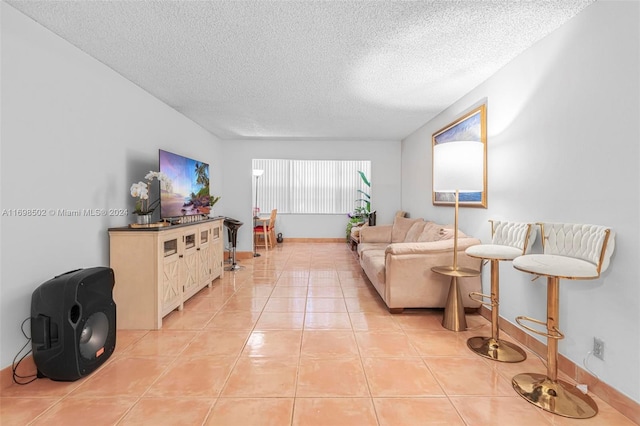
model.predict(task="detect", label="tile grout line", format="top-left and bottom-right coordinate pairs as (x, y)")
top-left (340, 270), bottom-right (382, 426)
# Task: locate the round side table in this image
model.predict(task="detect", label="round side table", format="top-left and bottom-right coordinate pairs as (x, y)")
top-left (431, 265), bottom-right (480, 331)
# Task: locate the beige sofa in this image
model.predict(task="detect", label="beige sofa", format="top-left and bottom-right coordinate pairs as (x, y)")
top-left (357, 216), bottom-right (482, 313)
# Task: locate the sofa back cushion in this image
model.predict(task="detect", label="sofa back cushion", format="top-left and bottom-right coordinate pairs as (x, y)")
top-left (404, 220), bottom-right (427, 242)
top-left (417, 221), bottom-right (442, 242)
top-left (391, 217), bottom-right (422, 242)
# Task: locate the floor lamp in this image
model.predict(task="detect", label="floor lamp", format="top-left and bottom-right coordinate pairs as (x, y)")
top-left (252, 169), bottom-right (264, 257)
top-left (431, 141), bottom-right (484, 331)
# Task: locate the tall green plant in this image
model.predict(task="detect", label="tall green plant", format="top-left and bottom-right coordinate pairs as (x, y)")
top-left (346, 171), bottom-right (371, 242)
top-left (355, 170), bottom-right (371, 214)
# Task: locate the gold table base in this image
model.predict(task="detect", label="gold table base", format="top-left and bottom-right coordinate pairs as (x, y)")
top-left (512, 373), bottom-right (598, 419)
top-left (432, 266), bottom-right (480, 332)
top-left (467, 337), bottom-right (527, 363)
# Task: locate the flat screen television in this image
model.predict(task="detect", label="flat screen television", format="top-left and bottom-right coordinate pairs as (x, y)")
top-left (159, 149), bottom-right (210, 219)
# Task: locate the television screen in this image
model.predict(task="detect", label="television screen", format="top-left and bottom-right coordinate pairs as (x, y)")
top-left (159, 150), bottom-right (210, 219)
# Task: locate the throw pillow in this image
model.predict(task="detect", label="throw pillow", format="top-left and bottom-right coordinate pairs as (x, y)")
top-left (438, 226), bottom-right (468, 240)
top-left (391, 216), bottom-right (421, 242)
top-left (417, 221), bottom-right (442, 242)
top-left (404, 220), bottom-right (427, 242)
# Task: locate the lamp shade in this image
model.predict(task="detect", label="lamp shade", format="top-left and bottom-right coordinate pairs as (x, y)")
top-left (433, 141), bottom-right (484, 192)
top-left (252, 169), bottom-right (264, 177)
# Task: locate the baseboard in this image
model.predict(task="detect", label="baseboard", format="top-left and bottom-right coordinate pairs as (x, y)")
top-left (282, 237), bottom-right (345, 243)
top-left (223, 239), bottom-right (346, 261)
top-left (479, 306), bottom-right (640, 424)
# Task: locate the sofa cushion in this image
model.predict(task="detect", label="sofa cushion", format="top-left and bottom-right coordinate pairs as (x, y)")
top-left (404, 220), bottom-right (427, 242)
top-left (417, 221), bottom-right (442, 242)
top-left (360, 250), bottom-right (386, 285)
top-left (391, 216), bottom-right (422, 243)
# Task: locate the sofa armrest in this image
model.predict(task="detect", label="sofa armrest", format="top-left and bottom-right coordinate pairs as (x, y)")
top-left (360, 225), bottom-right (392, 243)
top-left (385, 238), bottom-right (481, 255)
top-left (379, 237), bottom-right (482, 310)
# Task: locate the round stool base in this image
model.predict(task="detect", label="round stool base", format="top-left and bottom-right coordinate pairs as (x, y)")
top-left (225, 264), bottom-right (244, 272)
top-left (512, 373), bottom-right (598, 419)
top-left (467, 337), bottom-right (527, 363)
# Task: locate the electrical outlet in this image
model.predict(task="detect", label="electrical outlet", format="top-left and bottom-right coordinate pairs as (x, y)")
top-left (593, 337), bottom-right (605, 360)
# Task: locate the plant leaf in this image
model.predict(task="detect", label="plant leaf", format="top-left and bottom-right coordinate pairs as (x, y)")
top-left (357, 171), bottom-right (370, 187)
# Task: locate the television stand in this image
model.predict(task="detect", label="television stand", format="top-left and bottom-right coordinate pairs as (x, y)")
top-left (108, 217), bottom-right (224, 329)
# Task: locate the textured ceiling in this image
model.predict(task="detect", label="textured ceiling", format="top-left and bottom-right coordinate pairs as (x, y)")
top-left (7, 0), bottom-right (595, 141)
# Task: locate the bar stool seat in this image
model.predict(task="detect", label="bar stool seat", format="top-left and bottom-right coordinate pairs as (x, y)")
top-left (512, 222), bottom-right (614, 419)
top-left (465, 221), bottom-right (536, 363)
top-left (467, 245), bottom-right (522, 260)
top-left (513, 254), bottom-right (600, 279)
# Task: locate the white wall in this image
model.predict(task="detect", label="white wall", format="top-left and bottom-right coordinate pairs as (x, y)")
top-left (0, 4), bottom-right (223, 369)
top-left (221, 139), bottom-right (401, 252)
top-left (402, 1), bottom-right (639, 402)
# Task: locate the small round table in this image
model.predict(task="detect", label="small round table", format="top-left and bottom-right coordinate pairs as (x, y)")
top-left (431, 265), bottom-right (480, 331)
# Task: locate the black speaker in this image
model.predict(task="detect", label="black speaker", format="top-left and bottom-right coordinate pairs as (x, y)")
top-left (30, 267), bottom-right (116, 381)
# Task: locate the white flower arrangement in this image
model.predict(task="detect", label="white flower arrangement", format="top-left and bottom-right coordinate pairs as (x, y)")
top-left (130, 171), bottom-right (172, 215)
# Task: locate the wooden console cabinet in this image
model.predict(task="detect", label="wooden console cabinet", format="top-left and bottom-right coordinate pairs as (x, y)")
top-left (108, 217), bottom-right (224, 329)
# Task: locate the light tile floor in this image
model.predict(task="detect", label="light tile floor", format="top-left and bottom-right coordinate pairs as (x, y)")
top-left (1, 242), bottom-right (636, 425)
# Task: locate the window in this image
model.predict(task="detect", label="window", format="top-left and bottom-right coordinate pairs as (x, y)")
top-left (252, 159), bottom-right (371, 214)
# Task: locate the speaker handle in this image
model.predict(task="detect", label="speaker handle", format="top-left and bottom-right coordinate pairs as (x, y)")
top-left (34, 315), bottom-right (52, 350)
top-left (54, 268), bottom-right (82, 279)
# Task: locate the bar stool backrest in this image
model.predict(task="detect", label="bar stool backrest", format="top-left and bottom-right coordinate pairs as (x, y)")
top-left (491, 221), bottom-right (537, 255)
top-left (539, 223), bottom-right (615, 275)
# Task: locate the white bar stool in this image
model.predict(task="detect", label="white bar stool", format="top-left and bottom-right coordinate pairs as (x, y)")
top-left (512, 222), bottom-right (614, 419)
top-left (465, 220), bottom-right (537, 362)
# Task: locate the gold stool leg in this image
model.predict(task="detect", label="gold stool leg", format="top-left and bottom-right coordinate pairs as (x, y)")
top-left (512, 277), bottom-right (598, 418)
top-left (442, 276), bottom-right (467, 331)
top-left (468, 259), bottom-right (527, 362)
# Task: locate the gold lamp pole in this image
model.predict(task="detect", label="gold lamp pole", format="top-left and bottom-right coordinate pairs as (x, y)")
top-left (432, 141), bottom-right (484, 331)
top-left (252, 169), bottom-right (264, 258)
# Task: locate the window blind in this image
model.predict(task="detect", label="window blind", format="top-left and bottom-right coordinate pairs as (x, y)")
top-left (252, 159), bottom-right (371, 214)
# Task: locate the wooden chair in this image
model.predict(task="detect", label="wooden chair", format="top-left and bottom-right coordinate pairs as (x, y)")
top-left (254, 209), bottom-right (277, 250)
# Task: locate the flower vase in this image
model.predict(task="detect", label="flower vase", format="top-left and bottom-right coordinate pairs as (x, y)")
top-left (136, 214), bottom-right (152, 225)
